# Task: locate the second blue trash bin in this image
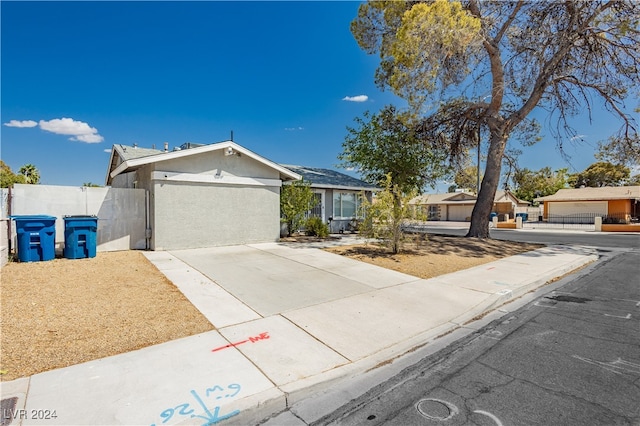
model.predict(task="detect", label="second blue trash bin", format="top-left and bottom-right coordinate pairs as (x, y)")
top-left (63, 215), bottom-right (98, 259)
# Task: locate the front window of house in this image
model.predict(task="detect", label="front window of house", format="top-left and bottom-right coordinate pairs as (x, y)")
top-left (428, 205), bottom-right (439, 220)
top-left (333, 192), bottom-right (363, 219)
top-left (305, 192), bottom-right (323, 218)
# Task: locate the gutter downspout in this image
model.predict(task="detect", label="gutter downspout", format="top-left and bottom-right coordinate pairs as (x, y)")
top-left (145, 189), bottom-right (151, 250)
top-left (7, 186), bottom-right (12, 255)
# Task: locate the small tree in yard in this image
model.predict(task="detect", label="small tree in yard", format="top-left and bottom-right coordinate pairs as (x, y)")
top-left (360, 174), bottom-right (416, 254)
top-left (280, 179), bottom-right (316, 237)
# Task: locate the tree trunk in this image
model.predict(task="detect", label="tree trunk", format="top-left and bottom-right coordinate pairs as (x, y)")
top-left (466, 129), bottom-right (507, 238)
top-left (392, 188), bottom-right (402, 254)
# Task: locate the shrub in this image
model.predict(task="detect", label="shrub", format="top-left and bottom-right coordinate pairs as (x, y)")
top-left (280, 179), bottom-right (316, 236)
top-left (305, 217), bottom-right (329, 238)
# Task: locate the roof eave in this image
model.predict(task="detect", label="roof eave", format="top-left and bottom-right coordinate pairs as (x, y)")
top-left (108, 141), bottom-right (301, 182)
top-left (307, 183), bottom-right (379, 192)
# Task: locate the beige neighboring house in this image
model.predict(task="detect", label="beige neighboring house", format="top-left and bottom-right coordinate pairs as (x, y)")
top-left (410, 190), bottom-right (529, 221)
top-left (535, 186), bottom-right (640, 222)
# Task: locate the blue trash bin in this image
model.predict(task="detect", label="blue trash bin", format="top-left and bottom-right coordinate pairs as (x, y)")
top-left (63, 216), bottom-right (98, 259)
top-left (516, 212), bottom-right (529, 222)
top-left (10, 215), bottom-right (57, 262)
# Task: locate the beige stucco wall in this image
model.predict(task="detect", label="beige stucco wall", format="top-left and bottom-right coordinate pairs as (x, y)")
top-left (145, 150), bottom-right (283, 250)
top-left (1, 218), bottom-right (8, 267)
top-left (150, 149), bottom-right (280, 180)
top-left (151, 181), bottom-right (280, 250)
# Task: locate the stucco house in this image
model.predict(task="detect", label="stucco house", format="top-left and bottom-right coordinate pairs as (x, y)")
top-left (106, 141), bottom-right (300, 250)
top-left (280, 165), bottom-right (378, 233)
top-left (535, 186), bottom-right (640, 223)
top-left (409, 190), bottom-right (529, 221)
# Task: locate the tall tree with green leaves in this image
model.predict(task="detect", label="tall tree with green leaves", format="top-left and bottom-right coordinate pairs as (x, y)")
top-left (512, 167), bottom-right (568, 204)
top-left (595, 134), bottom-right (640, 167)
top-left (351, 0), bottom-right (639, 238)
top-left (453, 165), bottom-right (480, 193)
top-left (340, 104), bottom-right (450, 196)
top-left (18, 164), bottom-right (40, 184)
top-left (340, 105), bottom-right (449, 246)
top-left (568, 162), bottom-right (630, 188)
top-left (1, 161), bottom-right (25, 188)
top-left (280, 179), bottom-right (317, 237)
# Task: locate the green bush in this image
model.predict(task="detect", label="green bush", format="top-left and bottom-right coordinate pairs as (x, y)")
top-left (305, 217), bottom-right (329, 238)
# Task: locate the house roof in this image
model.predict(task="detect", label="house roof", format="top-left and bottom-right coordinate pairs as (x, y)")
top-left (495, 190), bottom-right (530, 206)
top-left (409, 192), bottom-right (477, 205)
top-left (410, 189), bottom-right (530, 206)
top-left (280, 165), bottom-right (379, 191)
top-left (535, 186), bottom-right (640, 202)
top-left (106, 141), bottom-right (301, 185)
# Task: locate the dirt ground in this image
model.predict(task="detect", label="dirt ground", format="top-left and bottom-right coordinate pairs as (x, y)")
top-left (0, 234), bottom-right (542, 382)
top-left (0, 251), bottom-right (214, 382)
top-left (324, 233), bottom-right (544, 279)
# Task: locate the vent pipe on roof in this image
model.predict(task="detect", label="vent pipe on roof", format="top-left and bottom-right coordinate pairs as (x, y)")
top-left (133, 143), bottom-right (138, 149)
top-left (164, 142), bottom-right (169, 152)
top-left (230, 130), bottom-right (234, 141)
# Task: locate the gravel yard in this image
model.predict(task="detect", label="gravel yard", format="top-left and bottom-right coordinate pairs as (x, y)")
top-left (325, 233), bottom-right (544, 279)
top-left (0, 251), bottom-right (214, 382)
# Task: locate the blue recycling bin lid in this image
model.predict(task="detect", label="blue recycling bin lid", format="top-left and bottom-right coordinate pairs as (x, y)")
top-left (63, 215), bottom-right (98, 228)
top-left (10, 215), bottom-right (57, 221)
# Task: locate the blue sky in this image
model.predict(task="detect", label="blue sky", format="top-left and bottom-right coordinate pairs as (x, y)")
top-left (1, 1), bottom-right (634, 191)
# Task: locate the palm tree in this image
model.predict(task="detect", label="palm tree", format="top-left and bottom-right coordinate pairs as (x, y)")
top-left (18, 164), bottom-right (40, 184)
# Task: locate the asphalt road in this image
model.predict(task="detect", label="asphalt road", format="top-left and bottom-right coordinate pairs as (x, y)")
top-left (418, 226), bottom-right (640, 249)
top-left (319, 249), bottom-right (640, 426)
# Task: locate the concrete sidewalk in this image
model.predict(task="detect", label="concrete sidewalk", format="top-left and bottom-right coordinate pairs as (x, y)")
top-left (1, 240), bottom-right (597, 425)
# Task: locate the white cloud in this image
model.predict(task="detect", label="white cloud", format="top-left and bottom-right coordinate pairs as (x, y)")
top-left (38, 118), bottom-right (104, 143)
top-left (4, 119), bottom-right (38, 128)
top-left (4, 117), bottom-right (104, 143)
top-left (73, 133), bottom-right (104, 143)
top-left (103, 149), bottom-right (112, 153)
top-left (342, 95), bottom-right (369, 102)
top-left (284, 126), bottom-right (304, 131)
top-left (570, 134), bottom-right (586, 141)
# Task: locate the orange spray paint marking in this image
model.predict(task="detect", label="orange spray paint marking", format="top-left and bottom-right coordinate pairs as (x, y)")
top-left (212, 332), bottom-right (270, 352)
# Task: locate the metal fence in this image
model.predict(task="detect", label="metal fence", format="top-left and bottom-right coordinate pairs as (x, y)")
top-left (546, 213), bottom-right (597, 224)
top-left (522, 212), bottom-right (636, 230)
top-left (522, 214), bottom-right (594, 230)
top-left (602, 212), bottom-right (637, 224)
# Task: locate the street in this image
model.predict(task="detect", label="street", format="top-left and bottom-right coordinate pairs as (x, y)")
top-left (318, 249), bottom-right (640, 425)
top-left (418, 226), bottom-right (640, 249)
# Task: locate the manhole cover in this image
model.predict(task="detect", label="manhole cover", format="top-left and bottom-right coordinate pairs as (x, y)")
top-left (545, 295), bottom-right (591, 303)
top-left (1, 397), bottom-right (18, 426)
top-left (416, 398), bottom-right (458, 421)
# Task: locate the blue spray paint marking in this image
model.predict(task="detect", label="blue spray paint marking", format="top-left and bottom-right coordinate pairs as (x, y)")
top-left (151, 384), bottom-right (241, 426)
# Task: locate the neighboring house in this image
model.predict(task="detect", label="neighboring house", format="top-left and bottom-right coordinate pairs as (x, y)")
top-left (409, 190), bottom-right (529, 221)
top-left (535, 186), bottom-right (640, 223)
top-left (106, 141), bottom-right (300, 250)
top-left (280, 165), bottom-right (379, 233)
